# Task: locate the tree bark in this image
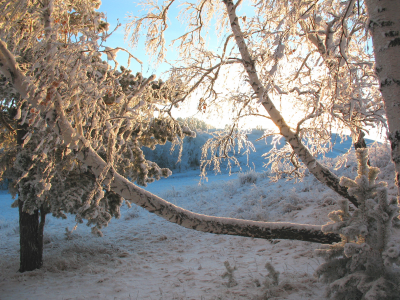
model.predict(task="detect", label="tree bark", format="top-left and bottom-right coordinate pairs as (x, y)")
top-left (353, 131), bottom-right (367, 150)
top-left (17, 124), bottom-right (44, 272)
top-left (353, 130), bottom-right (371, 166)
top-left (18, 202), bottom-right (44, 272)
top-left (364, 0), bottom-right (400, 200)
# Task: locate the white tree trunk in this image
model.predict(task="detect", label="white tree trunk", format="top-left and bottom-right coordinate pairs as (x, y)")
top-left (365, 0), bottom-right (400, 199)
top-left (0, 40), bottom-right (340, 244)
top-left (222, 0), bottom-right (358, 206)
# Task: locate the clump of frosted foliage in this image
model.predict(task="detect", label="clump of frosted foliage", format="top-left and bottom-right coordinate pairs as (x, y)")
top-left (315, 149), bottom-right (400, 299)
top-left (0, 0), bottom-right (196, 236)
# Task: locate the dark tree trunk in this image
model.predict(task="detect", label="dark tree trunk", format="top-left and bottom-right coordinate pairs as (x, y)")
top-left (18, 203), bottom-right (45, 272)
top-left (354, 131), bottom-right (367, 150)
top-left (353, 131), bottom-right (370, 165)
top-left (17, 124), bottom-right (45, 272)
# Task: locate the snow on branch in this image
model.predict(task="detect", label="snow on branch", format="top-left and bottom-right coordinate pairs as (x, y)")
top-left (0, 35), bottom-right (340, 244)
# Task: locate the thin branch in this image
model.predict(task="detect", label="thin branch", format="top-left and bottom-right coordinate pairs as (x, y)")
top-left (292, 52), bottom-right (313, 81)
top-left (102, 47), bottom-right (143, 65)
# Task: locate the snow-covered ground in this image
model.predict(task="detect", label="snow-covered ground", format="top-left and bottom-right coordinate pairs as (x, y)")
top-left (0, 138), bottom-right (396, 299)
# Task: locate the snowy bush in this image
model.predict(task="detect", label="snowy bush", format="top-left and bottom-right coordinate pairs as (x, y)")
top-left (369, 142), bottom-right (392, 169)
top-left (161, 186), bottom-right (180, 198)
top-left (222, 261), bottom-right (238, 287)
top-left (264, 262), bottom-right (280, 287)
top-left (223, 180), bottom-right (239, 198)
top-left (232, 183), bottom-right (271, 221)
top-left (123, 207), bottom-right (141, 220)
top-left (176, 117), bottom-right (215, 132)
top-left (315, 149), bottom-right (400, 299)
top-left (237, 170), bottom-right (268, 186)
top-left (238, 169), bottom-right (259, 185)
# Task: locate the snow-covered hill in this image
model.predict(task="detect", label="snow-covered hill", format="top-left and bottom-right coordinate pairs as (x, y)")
top-left (142, 130), bottom-right (374, 176)
top-left (0, 138), bottom-right (395, 299)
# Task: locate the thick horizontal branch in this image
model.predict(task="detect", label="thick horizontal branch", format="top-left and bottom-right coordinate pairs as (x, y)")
top-left (82, 147), bottom-right (340, 244)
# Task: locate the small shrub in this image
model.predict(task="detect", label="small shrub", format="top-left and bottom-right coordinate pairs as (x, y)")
top-left (43, 232), bottom-right (52, 244)
top-left (238, 169), bottom-right (259, 185)
top-left (161, 186), bottom-right (180, 198)
top-left (264, 262), bottom-right (280, 287)
top-left (223, 180), bottom-right (239, 197)
top-left (222, 261), bottom-right (238, 287)
top-left (124, 207), bottom-right (140, 220)
top-left (0, 221), bottom-right (10, 230)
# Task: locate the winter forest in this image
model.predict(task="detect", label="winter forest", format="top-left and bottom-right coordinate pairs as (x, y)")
top-left (0, 0), bottom-right (399, 299)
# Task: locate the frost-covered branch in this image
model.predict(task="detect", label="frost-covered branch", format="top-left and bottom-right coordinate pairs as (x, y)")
top-left (222, 0), bottom-right (358, 205)
top-left (0, 29), bottom-right (340, 244)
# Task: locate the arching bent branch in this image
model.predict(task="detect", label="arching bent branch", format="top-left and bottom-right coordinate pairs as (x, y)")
top-left (222, 0), bottom-right (358, 206)
top-left (0, 40), bottom-right (340, 245)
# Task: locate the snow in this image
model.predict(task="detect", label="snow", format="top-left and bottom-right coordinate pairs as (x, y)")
top-left (0, 136), bottom-right (396, 299)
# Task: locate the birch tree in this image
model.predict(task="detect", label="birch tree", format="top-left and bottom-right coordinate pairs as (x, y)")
top-left (126, 0), bottom-right (390, 197)
top-left (364, 0), bottom-right (400, 198)
top-left (0, 0), bottom-right (398, 278)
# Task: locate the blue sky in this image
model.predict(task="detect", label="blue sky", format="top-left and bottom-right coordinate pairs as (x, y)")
top-left (98, 1), bottom-right (250, 76)
top-left (99, 0), bottom-right (166, 76)
top-left (99, 0), bottom-right (202, 77)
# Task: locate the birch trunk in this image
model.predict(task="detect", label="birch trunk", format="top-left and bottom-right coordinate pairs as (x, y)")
top-left (222, 0), bottom-right (358, 206)
top-left (0, 40), bottom-right (340, 245)
top-left (365, 0), bottom-right (400, 199)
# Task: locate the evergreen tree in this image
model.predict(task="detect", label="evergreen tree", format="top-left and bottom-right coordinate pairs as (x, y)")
top-left (0, 0), bottom-right (193, 271)
top-left (315, 149), bottom-right (400, 299)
